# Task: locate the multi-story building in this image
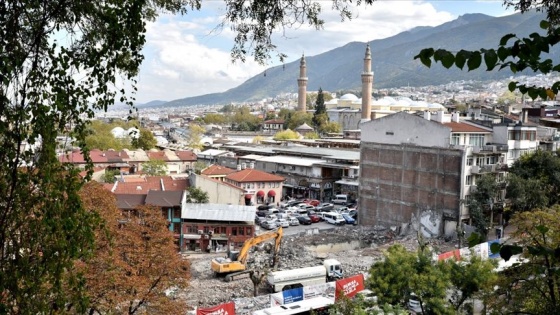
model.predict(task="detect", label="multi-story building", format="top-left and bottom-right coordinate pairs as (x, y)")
top-left (224, 167), bottom-right (285, 205)
top-left (359, 111), bottom-right (537, 238)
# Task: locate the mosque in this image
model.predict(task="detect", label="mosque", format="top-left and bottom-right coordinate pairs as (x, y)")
top-left (296, 45), bottom-right (447, 131)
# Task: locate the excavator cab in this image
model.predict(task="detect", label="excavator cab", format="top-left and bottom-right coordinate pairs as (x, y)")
top-left (227, 250), bottom-right (240, 262)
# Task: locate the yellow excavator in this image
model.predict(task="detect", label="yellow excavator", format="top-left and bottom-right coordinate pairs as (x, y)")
top-left (211, 227), bottom-right (283, 282)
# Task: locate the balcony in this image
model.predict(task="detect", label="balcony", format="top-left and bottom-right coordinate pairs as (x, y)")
top-left (472, 145), bottom-right (509, 154)
top-left (471, 164), bottom-right (501, 174)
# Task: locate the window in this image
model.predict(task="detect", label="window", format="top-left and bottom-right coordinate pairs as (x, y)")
top-left (451, 134), bottom-right (460, 145)
top-left (246, 227), bottom-right (252, 236)
top-left (466, 175), bottom-right (472, 186)
top-left (238, 227), bottom-right (245, 235)
top-left (173, 224), bottom-right (181, 234)
top-left (469, 134), bottom-right (485, 147)
top-left (214, 227), bottom-right (220, 234)
top-left (173, 208), bottom-right (181, 218)
top-left (232, 227), bottom-right (237, 236)
top-left (220, 227), bottom-right (226, 234)
top-left (187, 225), bottom-right (198, 233)
top-left (467, 158), bottom-right (473, 166)
top-left (203, 226), bottom-right (210, 233)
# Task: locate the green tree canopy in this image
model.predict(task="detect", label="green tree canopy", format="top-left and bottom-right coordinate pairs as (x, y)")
top-left (187, 186), bottom-right (209, 203)
top-left (273, 129), bottom-right (300, 140)
top-left (203, 113), bottom-right (229, 125)
top-left (320, 121), bottom-right (342, 134)
top-left (286, 112), bottom-right (313, 130)
top-left (142, 160), bottom-right (168, 176)
top-left (132, 128), bottom-right (158, 150)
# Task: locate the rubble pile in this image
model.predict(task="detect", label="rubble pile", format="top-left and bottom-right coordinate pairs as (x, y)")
top-left (182, 225), bottom-right (458, 312)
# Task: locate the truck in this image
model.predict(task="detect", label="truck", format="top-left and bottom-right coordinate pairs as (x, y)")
top-left (266, 259), bottom-right (343, 292)
top-left (211, 227), bottom-right (283, 282)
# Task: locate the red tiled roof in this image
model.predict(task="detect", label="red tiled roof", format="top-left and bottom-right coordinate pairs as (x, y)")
top-left (443, 122), bottom-right (491, 133)
top-left (264, 119), bottom-right (285, 124)
top-left (108, 176), bottom-right (188, 194)
top-left (175, 150), bottom-right (197, 161)
top-left (147, 151), bottom-right (167, 161)
top-left (59, 151), bottom-right (86, 163)
top-left (226, 168), bottom-right (285, 183)
top-left (201, 164), bottom-right (236, 176)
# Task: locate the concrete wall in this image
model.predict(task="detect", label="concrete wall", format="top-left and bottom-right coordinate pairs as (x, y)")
top-left (189, 173), bottom-right (244, 205)
top-left (359, 142), bottom-right (464, 238)
top-left (361, 111), bottom-right (451, 147)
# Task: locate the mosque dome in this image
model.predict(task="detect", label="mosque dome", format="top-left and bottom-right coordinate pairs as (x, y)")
top-left (339, 93), bottom-right (359, 101)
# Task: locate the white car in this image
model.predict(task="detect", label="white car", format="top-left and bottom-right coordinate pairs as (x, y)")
top-left (288, 217), bottom-right (300, 226)
top-left (275, 218), bottom-right (290, 228)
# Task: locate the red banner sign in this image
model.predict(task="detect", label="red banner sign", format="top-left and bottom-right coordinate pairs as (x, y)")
top-left (335, 274), bottom-right (365, 300)
top-left (437, 249), bottom-right (461, 261)
top-left (196, 301), bottom-right (235, 315)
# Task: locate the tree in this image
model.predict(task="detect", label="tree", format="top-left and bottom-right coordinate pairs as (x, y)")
top-left (132, 128), bottom-right (158, 150)
top-left (273, 129), bottom-right (300, 140)
top-left (76, 182), bottom-right (190, 314)
top-left (1, 0), bottom-right (378, 310)
top-left (102, 169), bottom-right (121, 183)
top-left (320, 121), bottom-right (342, 134)
top-left (415, 2), bottom-right (560, 100)
top-left (142, 160), bottom-right (168, 176)
top-left (487, 207), bottom-right (560, 314)
top-left (252, 135), bottom-right (265, 144)
top-left (286, 112), bottom-right (313, 130)
top-left (367, 244), bottom-right (451, 314)
top-left (193, 161), bottom-right (208, 175)
top-left (464, 173), bottom-right (501, 241)
top-left (186, 124), bottom-right (206, 150)
top-left (203, 113), bottom-right (228, 125)
top-left (304, 132), bottom-right (320, 139)
top-left (312, 88), bottom-right (327, 127)
top-left (186, 186), bottom-right (209, 203)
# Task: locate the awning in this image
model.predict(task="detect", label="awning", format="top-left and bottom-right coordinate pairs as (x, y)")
top-left (245, 194), bottom-right (252, 199)
top-left (268, 190), bottom-right (276, 197)
top-left (257, 190), bottom-right (265, 197)
top-left (183, 234), bottom-right (201, 240)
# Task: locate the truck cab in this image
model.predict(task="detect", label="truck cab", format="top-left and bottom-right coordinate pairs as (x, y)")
top-left (324, 258), bottom-right (343, 280)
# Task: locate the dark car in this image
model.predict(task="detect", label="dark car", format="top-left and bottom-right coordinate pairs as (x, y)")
top-left (347, 209), bottom-right (358, 219)
top-left (256, 210), bottom-right (268, 217)
top-left (307, 211), bottom-right (321, 223)
top-left (297, 215), bottom-right (312, 225)
top-left (257, 204), bottom-right (272, 211)
top-left (342, 213), bottom-right (356, 225)
top-left (316, 203), bottom-right (334, 212)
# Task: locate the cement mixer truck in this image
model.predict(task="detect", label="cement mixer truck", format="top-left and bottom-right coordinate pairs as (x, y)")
top-left (266, 259), bottom-right (343, 292)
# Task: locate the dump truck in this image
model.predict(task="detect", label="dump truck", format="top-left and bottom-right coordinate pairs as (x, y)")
top-left (211, 227), bottom-right (283, 282)
top-left (266, 258), bottom-right (343, 292)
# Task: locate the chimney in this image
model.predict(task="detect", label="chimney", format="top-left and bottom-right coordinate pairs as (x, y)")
top-left (237, 164), bottom-right (242, 171)
top-left (241, 163), bottom-right (247, 169)
top-left (523, 109), bottom-right (529, 123)
top-left (249, 162), bottom-right (255, 169)
top-left (452, 112), bottom-right (460, 123)
top-left (423, 111), bottom-right (431, 121)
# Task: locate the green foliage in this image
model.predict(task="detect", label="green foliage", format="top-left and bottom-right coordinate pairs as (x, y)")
top-left (102, 169), bottom-right (121, 183)
top-left (319, 121), bottom-right (342, 134)
top-left (507, 150), bottom-right (560, 211)
top-left (464, 174), bottom-right (501, 239)
top-left (142, 160), bottom-right (168, 176)
top-left (415, 20), bottom-right (560, 100)
top-left (273, 130), bottom-right (300, 140)
top-left (132, 128), bottom-right (158, 150)
top-left (231, 106), bottom-right (261, 131)
top-left (187, 124), bottom-right (206, 150)
top-left (487, 207), bottom-right (560, 313)
top-left (219, 104), bottom-right (235, 113)
top-left (304, 132), bottom-right (320, 139)
top-left (286, 112), bottom-right (313, 130)
top-left (186, 186), bottom-right (209, 203)
top-left (85, 120), bottom-right (135, 151)
top-left (194, 161), bottom-right (208, 175)
top-left (203, 113), bottom-right (228, 125)
top-left (252, 135), bottom-right (265, 144)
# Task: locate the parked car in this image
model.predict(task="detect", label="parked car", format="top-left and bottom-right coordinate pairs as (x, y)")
top-left (315, 203), bottom-right (334, 212)
top-left (288, 217), bottom-right (300, 226)
top-left (261, 220), bottom-right (278, 230)
top-left (346, 203), bottom-right (357, 211)
top-left (257, 204), bottom-right (273, 211)
top-left (323, 212), bottom-right (346, 226)
top-left (255, 216), bottom-right (266, 225)
top-left (280, 199), bottom-right (301, 209)
top-left (336, 206), bottom-right (349, 214)
top-left (342, 213), bottom-right (356, 225)
top-left (307, 211), bottom-right (321, 223)
top-left (256, 210), bottom-right (268, 217)
top-left (296, 203), bottom-right (315, 211)
top-left (297, 215), bottom-right (312, 225)
top-left (347, 209), bottom-right (358, 219)
top-left (331, 194), bottom-right (349, 205)
top-left (303, 199), bottom-right (321, 207)
top-left (275, 218), bottom-right (290, 228)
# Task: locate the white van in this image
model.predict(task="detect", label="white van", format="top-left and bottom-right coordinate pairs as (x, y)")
top-left (323, 212), bottom-right (346, 225)
top-left (331, 194), bottom-right (349, 205)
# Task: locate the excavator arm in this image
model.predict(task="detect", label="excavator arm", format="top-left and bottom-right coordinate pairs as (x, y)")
top-left (238, 226), bottom-right (283, 265)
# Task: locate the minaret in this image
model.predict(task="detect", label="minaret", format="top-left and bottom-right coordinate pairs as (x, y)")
top-left (297, 54), bottom-right (308, 112)
top-left (361, 44), bottom-right (373, 122)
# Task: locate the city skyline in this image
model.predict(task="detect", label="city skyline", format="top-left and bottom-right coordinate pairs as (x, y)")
top-left (135, 1), bottom-right (515, 104)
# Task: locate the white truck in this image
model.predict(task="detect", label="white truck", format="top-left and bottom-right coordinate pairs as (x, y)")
top-left (266, 259), bottom-right (343, 292)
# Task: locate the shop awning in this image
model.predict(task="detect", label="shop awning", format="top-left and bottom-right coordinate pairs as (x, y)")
top-left (183, 234), bottom-right (201, 240)
top-left (245, 194), bottom-right (252, 199)
top-left (257, 190), bottom-right (265, 197)
top-left (268, 190), bottom-right (276, 197)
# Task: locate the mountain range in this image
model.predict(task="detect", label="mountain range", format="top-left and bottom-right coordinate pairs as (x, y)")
top-left (159, 10), bottom-right (554, 108)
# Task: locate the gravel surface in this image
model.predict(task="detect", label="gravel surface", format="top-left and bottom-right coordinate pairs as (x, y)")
top-left (180, 225), bottom-right (457, 314)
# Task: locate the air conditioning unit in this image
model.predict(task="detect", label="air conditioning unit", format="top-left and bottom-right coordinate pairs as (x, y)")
top-left (348, 174), bottom-right (355, 179)
top-left (208, 231), bottom-right (214, 235)
top-left (203, 235), bottom-right (209, 239)
top-left (197, 230), bottom-right (203, 235)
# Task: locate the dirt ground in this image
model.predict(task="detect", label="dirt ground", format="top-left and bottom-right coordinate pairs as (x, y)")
top-left (180, 225), bottom-right (458, 313)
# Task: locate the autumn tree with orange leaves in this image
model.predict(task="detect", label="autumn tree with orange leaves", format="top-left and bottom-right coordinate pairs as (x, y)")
top-left (74, 182), bottom-right (190, 314)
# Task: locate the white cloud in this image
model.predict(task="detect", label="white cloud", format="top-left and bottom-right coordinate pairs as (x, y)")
top-left (133, 1), bottom-right (491, 103)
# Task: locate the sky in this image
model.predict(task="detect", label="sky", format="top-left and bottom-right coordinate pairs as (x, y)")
top-left (134, 0), bottom-right (517, 104)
